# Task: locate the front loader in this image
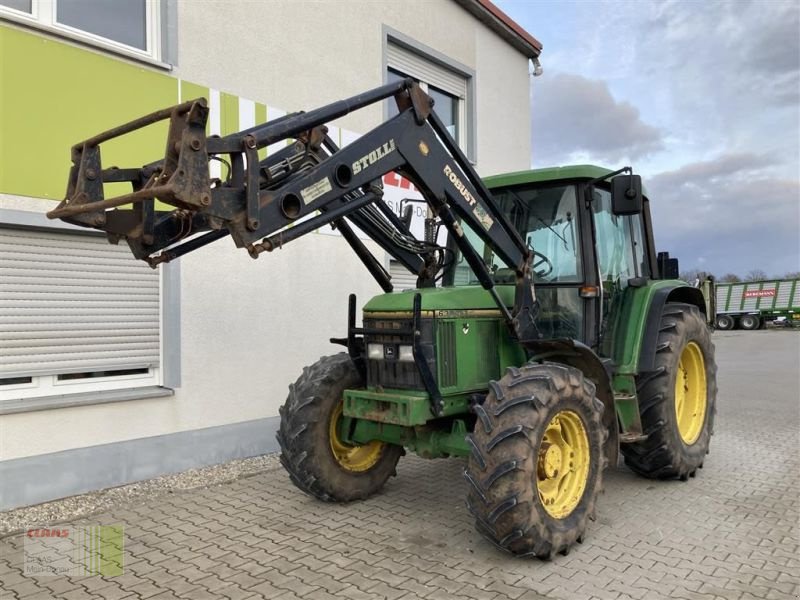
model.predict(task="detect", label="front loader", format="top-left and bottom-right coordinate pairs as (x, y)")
top-left (48, 79), bottom-right (717, 558)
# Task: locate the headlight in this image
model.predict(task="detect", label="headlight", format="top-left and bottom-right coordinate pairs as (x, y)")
top-left (367, 343), bottom-right (384, 360)
top-left (398, 345), bottom-right (414, 362)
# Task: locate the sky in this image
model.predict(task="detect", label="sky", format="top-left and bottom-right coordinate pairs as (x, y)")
top-left (496, 0), bottom-right (800, 279)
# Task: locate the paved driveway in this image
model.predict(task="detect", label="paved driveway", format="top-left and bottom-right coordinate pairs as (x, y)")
top-left (1, 330), bottom-right (798, 600)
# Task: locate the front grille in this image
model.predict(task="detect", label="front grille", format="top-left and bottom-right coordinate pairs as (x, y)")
top-left (367, 359), bottom-right (424, 390)
top-left (438, 321), bottom-right (457, 387)
top-left (363, 316), bottom-right (434, 391)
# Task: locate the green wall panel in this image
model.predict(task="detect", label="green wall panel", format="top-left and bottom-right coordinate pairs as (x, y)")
top-left (1, 26), bottom-right (284, 202)
top-left (255, 102), bottom-right (267, 160)
top-left (0, 26), bottom-right (177, 200)
top-left (179, 80), bottom-right (209, 142)
top-left (180, 80), bottom-right (208, 110)
top-left (220, 92), bottom-right (238, 136)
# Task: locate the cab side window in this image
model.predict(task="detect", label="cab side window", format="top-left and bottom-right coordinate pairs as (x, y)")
top-left (592, 188), bottom-right (637, 286)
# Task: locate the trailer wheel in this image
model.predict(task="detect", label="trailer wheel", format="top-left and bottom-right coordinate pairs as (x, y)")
top-left (622, 303), bottom-right (717, 480)
top-left (715, 314), bottom-right (734, 330)
top-left (277, 353), bottom-right (402, 502)
top-left (465, 363), bottom-right (607, 559)
top-left (739, 314), bottom-right (760, 330)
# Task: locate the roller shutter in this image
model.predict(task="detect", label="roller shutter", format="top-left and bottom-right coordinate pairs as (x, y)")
top-left (389, 260), bottom-right (418, 292)
top-left (387, 42), bottom-right (467, 99)
top-left (0, 228), bottom-right (160, 379)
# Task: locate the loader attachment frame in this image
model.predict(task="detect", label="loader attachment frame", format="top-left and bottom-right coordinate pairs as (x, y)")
top-left (48, 79), bottom-right (541, 345)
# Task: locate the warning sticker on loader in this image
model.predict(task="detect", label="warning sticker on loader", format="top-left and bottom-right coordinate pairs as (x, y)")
top-left (300, 177), bottom-right (332, 204)
top-left (473, 205), bottom-right (494, 231)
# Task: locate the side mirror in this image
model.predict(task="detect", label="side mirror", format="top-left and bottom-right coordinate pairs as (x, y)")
top-left (611, 174), bottom-right (643, 215)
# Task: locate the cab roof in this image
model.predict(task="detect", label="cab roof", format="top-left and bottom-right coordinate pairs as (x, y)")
top-left (483, 165), bottom-right (614, 189)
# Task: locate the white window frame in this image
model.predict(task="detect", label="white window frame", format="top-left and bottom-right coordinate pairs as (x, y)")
top-left (383, 26), bottom-right (477, 163)
top-left (0, 0), bottom-right (165, 67)
top-left (2, 368), bottom-right (161, 401)
top-left (0, 207), bottom-right (181, 413)
top-left (388, 69), bottom-right (464, 147)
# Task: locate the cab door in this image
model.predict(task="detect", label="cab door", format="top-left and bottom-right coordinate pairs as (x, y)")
top-left (589, 186), bottom-right (650, 355)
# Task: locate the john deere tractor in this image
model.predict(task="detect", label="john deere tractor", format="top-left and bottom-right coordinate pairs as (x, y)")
top-left (49, 79), bottom-right (717, 558)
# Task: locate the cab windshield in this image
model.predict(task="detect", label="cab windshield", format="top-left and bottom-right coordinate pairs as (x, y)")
top-left (450, 184), bottom-right (582, 285)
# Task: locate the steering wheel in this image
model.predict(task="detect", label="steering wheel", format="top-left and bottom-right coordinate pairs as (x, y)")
top-left (532, 250), bottom-right (553, 278)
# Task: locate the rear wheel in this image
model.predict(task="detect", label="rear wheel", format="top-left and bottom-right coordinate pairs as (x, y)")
top-left (739, 314), bottom-right (760, 330)
top-left (277, 353), bottom-right (403, 501)
top-left (622, 303), bottom-right (717, 480)
top-left (715, 314), bottom-right (734, 330)
top-left (465, 363), bottom-right (607, 558)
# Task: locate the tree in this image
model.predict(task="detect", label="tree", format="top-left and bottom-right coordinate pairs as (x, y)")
top-left (718, 273), bottom-right (741, 283)
top-left (679, 269), bottom-right (708, 285)
top-left (782, 271), bottom-right (800, 280)
top-left (745, 269), bottom-right (768, 281)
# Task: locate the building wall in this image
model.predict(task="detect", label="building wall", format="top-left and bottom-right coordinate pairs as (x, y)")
top-left (175, 1), bottom-right (469, 138)
top-left (474, 22), bottom-right (533, 175)
top-left (0, 1), bottom-right (532, 507)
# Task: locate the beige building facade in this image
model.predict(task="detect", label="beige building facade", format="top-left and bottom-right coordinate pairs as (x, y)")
top-left (0, 0), bottom-right (540, 509)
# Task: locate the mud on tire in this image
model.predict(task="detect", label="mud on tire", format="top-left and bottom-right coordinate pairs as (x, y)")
top-left (465, 363), bottom-right (607, 558)
top-left (621, 303), bottom-right (718, 480)
top-left (277, 353), bottom-right (402, 502)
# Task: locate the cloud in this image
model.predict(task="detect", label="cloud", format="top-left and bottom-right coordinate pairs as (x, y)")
top-left (643, 0), bottom-right (800, 111)
top-left (649, 152), bottom-right (775, 186)
top-left (496, 0), bottom-right (800, 276)
top-left (531, 73), bottom-right (663, 165)
top-left (647, 152), bottom-right (800, 276)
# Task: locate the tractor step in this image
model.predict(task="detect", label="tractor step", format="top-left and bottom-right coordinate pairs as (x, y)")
top-left (619, 432), bottom-right (649, 443)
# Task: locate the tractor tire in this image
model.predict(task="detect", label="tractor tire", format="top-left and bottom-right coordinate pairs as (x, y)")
top-left (277, 353), bottom-right (402, 502)
top-left (465, 363), bottom-right (607, 559)
top-left (715, 314), bottom-right (734, 330)
top-left (739, 314), bottom-right (761, 330)
top-left (621, 303), bottom-right (717, 480)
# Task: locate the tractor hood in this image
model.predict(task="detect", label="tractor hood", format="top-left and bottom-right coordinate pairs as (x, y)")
top-left (363, 285), bottom-right (515, 313)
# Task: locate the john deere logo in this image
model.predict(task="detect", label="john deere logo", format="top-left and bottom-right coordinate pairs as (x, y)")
top-left (419, 141), bottom-right (429, 156)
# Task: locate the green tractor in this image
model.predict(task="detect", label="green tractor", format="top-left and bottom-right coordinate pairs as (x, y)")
top-left (49, 80), bottom-right (717, 558)
top-left (278, 165), bottom-right (717, 558)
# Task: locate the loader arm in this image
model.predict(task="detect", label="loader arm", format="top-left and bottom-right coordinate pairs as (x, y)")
top-left (47, 79), bottom-right (540, 344)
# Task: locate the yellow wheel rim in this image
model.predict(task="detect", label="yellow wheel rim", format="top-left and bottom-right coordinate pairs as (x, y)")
top-left (536, 410), bottom-right (590, 519)
top-left (675, 341), bottom-right (707, 445)
top-left (329, 403), bottom-right (384, 472)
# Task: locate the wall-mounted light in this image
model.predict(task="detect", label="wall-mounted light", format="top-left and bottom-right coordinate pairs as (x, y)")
top-left (530, 57), bottom-right (543, 77)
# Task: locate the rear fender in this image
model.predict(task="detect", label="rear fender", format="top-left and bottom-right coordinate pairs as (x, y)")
top-left (638, 285), bottom-right (707, 373)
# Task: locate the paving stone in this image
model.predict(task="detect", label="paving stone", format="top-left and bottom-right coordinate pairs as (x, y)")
top-left (0, 333), bottom-right (797, 600)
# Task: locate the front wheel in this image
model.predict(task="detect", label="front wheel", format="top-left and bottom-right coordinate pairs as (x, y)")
top-left (277, 353), bottom-right (403, 502)
top-left (465, 363), bottom-right (607, 558)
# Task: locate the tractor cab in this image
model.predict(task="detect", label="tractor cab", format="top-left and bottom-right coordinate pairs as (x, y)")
top-left (445, 165), bottom-right (656, 356)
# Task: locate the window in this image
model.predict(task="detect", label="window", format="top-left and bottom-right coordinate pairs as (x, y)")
top-left (447, 184), bottom-right (586, 341)
top-left (592, 187), bottom-right (642, 342)
top-left (0, 226), bottom-right (163, 403)
top-left (388, 69), bottom-right (460, 141)
top-left (592, 188), bottom-right (638, 284)
top-left (385, 34), bottom-right (474, 159)
top-left (0, 0), bottom-right (162, 62)
top-left (630, 213), bottom-right (650, 278)
top-left (451, 184), bottom-right (583, 285)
